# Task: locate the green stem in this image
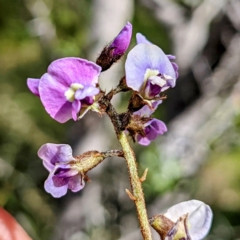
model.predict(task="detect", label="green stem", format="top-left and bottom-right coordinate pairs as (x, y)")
top-left (118, 131), bottom-right (152, 240)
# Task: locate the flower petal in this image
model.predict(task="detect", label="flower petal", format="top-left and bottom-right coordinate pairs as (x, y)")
top-left (47, 57), bottom-right (101, 87)
top-left (39, 73), bottom-right (72, 123)
top-left (125, 44), bottom-right (176, 91)
top-left (150, 119), bottom-right (167, 135)
top-left (44, 174), bottom-right (68, 198)
top-left (134, 100), bottom-right (162, 117)
top-left (75, 86), bottom-right (100, 100)
top-left (68, 174), bottom-right (85, 192)
top-left (110, 22), bottom-right (132, 55)
top-left (135, 134), bottom-right (151, 146)
top-left (54, 167), bottom-right (78, 178)
top-left (164, 200), bottom-right (213, 240)
top-left (38, 143), bottom-right (74, 171)
top-left (27, 78), bottom-right (40, 96)
top-left (72, 100), bottom-right (81, 121)
top-left (136, 33), bottom-right (152, 45)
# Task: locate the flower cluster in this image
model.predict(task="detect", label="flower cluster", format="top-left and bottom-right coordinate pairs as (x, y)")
top-left (27, 22), bottom-right (177, 145)
top-left (27, 22), bottom-right (213, 239)
top-left (27, 22), bottom-right (179, 192)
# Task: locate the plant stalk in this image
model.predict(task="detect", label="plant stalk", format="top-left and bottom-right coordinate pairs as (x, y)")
top-left (118, 131), bottom-right (152, 240)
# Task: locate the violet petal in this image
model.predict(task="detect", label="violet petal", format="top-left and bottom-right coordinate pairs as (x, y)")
top-left (136, 33), bottom-right (152, 45)
top-left (135, 134), bottom-right (151, 146)
top-left (68, 174), bottom-right (85, 192)
top-left (150, 119), bottom-right (167, 135)
top-left (38, 143), bottom-right (74, 172)
top-left (134, 100), bottom-right (162, 117)
top-left (75, 86), bottom-right (99, 100)
top-left (39, 73), bottom-right (72, 123)
top-left (72, 100), bottom-right (81, 121)
top-left (27, 78), bottom-right (40, 96)
top-left (47, 57), bottom-right (101, 87)
top-left (44, 174), bottom-right (68, 198)
top-left (110, 22), bottom-right (132, 56)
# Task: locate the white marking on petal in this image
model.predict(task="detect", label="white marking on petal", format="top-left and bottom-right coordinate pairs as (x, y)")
top-left (64, 83), bottom-right (84, 102)
top-left (144, 69), bottom-right (159, 82)
top-left (163, 74), bottom-right (174, 80)
top-left (71, 83), bottom-right (84, 91)
top-left (149, 76), bottom-right (166, 87)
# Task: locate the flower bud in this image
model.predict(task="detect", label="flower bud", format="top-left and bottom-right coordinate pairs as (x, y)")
top-left (96, 22), bottom-right (132, 71)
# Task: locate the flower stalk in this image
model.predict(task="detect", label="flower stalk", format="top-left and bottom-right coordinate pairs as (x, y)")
top-left (118, 131), bottom-right (152, 240)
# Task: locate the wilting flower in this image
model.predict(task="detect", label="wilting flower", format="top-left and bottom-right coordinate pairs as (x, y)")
top-left (96, 22), bottom-right (132, 71)
top-left (38, 143), bottom-right (85, 198)
top-left (125, 34), bottom-right (178, 101)
top-left (27, 57), bottom-right (101, 123)
top-left (128, 101), bottom-right (167, 146)
top-left (150, 200), bottom-right (213, 240)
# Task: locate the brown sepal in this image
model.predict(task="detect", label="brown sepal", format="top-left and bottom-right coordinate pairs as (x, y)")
top-left (96, 45), bottom-right (121, 71)
top-left (128, 93), bottom-right (148, 113)
top-left (126, 114), bottom-right (151, 141)
top-left (149, 214), bottom-right (174, 240)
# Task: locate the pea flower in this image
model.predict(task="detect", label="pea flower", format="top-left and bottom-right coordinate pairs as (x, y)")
top-left (127, 101), bottom-right (167, 146)
top-left (38, 143), bottom-right (85, 198)
top-left (97, 22), bottom-right (132, 71)
top-left (125, 35), bottom-right (178, 102)
top-left (150, 200), bottom-right (213, 240)
top-left (27, 57), bottom-right (101, 123)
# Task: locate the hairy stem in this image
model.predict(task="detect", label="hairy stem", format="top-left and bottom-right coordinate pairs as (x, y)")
top-left (100, 94), bottom-right (152, 239)
top-left (118, 131), bottom-right (152, 240)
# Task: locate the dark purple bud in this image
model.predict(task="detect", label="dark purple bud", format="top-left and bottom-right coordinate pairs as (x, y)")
top-left (96, 22), bottom-right (132, 71)
top-left (109, 22), bottom-right (132, 56)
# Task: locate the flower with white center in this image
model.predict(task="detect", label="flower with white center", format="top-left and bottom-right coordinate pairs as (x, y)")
top-left (27, 57), bottom-right (101, 123)
top-left (125, 33), bottom-right (178, 102)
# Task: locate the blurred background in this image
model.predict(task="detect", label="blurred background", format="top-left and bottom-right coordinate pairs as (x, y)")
top-left (0, 0), bottom-right (240, 239)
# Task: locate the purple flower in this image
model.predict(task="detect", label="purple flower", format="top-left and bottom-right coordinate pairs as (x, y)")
top-left (27, 57), bottom-right (101, 123)
top-left (110, 22), bottom-right (132, 56)
top-left (38, 143), bottom-right (85, 198)
top-left (125, 34), bottom-right (178, 100)
top-left (133, 101), bottom-right (167, 146)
